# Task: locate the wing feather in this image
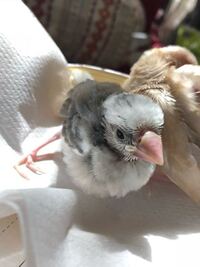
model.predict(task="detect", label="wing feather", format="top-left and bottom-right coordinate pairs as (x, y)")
top-left (124, 45), bottom-right (200, 203)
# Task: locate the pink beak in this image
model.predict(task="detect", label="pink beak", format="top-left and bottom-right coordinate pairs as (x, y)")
top-left (126, 131), bottom-right (164, 165)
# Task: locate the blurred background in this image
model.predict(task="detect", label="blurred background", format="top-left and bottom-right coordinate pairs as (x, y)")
top-left (23, 0), bottom-right (200, 72)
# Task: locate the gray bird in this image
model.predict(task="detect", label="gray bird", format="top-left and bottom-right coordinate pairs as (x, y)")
top-left (60, 80), bottom-right (164, 197)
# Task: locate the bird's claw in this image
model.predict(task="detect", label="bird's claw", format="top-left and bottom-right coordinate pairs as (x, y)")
top-left (25, 155), bottom-right (45, 174)
top-left (13, 132), bottom-right (61, 179)
top-left (14, 152), bottom-right (46, 179)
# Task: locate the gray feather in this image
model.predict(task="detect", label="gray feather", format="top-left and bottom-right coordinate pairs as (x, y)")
top-left (61, 80), bottom-right (122, 152)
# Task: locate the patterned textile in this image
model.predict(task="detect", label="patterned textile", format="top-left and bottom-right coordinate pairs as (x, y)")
top-left (24, 0), bottom-right (145, 69)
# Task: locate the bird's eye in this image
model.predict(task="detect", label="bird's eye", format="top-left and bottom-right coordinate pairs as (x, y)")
top-left (116, 129), bottom-right (124, 139)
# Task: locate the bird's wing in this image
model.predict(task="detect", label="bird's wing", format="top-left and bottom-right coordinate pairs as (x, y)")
top-left (161, 68), bottom-right (200, 203)
top-left (60, 80), bottom-right (123, 153)
top-left (123, 45), bottom-right (197, 91)
top-left (60, 80), bottom-right (100, 154)
top-left (61, 92), bottom-right (84, 153)
top-left (171, 65), bottom-right (200, 145)
top-left (123, 45), bottom-right (200, 203)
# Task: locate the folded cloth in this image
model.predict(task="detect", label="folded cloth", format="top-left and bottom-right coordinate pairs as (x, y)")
top-left (1, 1), bottom-right (200, 267)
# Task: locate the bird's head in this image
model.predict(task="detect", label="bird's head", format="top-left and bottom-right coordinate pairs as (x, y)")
top-left (102, 93), bottom-right (164, 165)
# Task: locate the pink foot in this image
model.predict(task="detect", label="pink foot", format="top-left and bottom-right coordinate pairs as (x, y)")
top-left (14, 132), bottom-right (61, 179)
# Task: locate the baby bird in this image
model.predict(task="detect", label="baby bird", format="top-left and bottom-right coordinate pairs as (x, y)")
top-left (60, 80), bottom-right (164, 197)
top-left (123, 45), bottom-right (200, 203)
top-left (15, 79), bottom-right (164, 197)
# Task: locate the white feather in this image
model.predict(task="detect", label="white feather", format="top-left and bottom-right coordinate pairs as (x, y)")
top-left (102, 93), bottom-right (164, 131)
top-left (62, 139), bottom-right (155, 198)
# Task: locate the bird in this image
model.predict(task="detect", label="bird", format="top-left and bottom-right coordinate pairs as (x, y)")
top-left (15, 79), bottom-right (164, 198)
top-left (123, 45), bottom-right (200, 203)
top-left (59, 80), bottom-right (164, 197)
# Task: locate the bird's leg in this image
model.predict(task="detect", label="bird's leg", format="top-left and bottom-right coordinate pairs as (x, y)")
top-left (14, 132), bottom-right (61, 179)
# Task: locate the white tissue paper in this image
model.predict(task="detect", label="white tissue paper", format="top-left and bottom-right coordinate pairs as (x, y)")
top-left (1, 1), bottom-right (200, 267)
